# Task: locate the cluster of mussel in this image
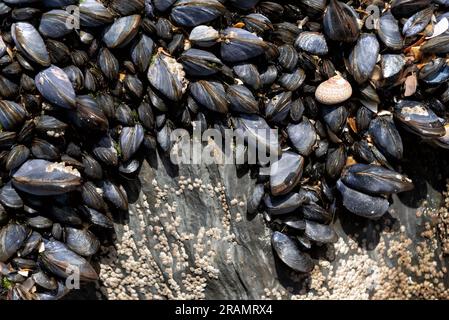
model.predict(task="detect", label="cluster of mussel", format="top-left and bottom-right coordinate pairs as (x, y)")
top-left (0, 0), bottom-right (447, 299)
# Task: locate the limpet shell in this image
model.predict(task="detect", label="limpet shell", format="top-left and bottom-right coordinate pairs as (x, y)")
top-left (315, 75), bottom-right (352, 105)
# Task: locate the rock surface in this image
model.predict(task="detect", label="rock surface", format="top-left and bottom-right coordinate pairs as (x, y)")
top-left (67, 136), bottom-right (449, 299)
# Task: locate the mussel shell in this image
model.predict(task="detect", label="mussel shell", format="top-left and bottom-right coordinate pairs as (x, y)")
top-left (189, 25), bottom-right (219, 47)
top-left (263, 192), bottom-right (305, 215)
top-left (180, 48), bottom-right (223, 77)
top-left (271, 231), bottom-right (314, 273)
top-left (243, 13), bottom-right (272, 34)
top-left (35, 65), bottom-right (76, 109)
top-left (120, 124), bottom-right (144, 162)
top-left (0, 182), bottom-right (23, 209)
top-left (294, 32), bottom-right (328, 56)
top-left (148, 51), bottom-right (186, 101)
top-left (220, 28), bottom-right (267, 63)
top-left (12, 159), bottom-right (82, 196)
top-left (64, 227), bottom-right (100, 257)
top-left (377, 11), bottom-right (403, 50)
top-left (93, 135), bottom-right (118, 167)
top-left (103, 15), bottom-right (141, 49)
top-left (421, 34), bottom-right (449, 54)
top-left (39, 240), bottom-right (98, 281)
top-left (381, 54), bottom-right (405, 79)
top-left (227, 85), bottom-right (259, 114)
top-left (110, 0), bottom-right (144, 15)
top-left (0, 100), bottom-right (27, 130)
top-left (101, 180), bottom-right (128, 211)
top-left (98, 47), bottom-right (119, 81)
top-left (80, 0), bottom-right (114, 27)
top-left (394, 100), bottom-right (445, 138)
top-left (369, 115), bottom-right (403, 160)
top-left (391, 0), bottom-right (431, 18)
top-left (305, 221), bottom-right (338, 244)
top-left (5, 144), bottom-right (29, 171)
top-left (31, 138), bottom-right (60, 161)
top-left (337, 180), bottom-right (390, 219)
top-left (190, 80), bottom-right (229, 113)
top-left (270, 151), bottom-right (304, 196)
top-left (287, 118), bottom-right (316, 156)
top-left (131, 35), bottom-right (154, 73)
top-left (170, 0), bottom-right (226, 27)
top-left (11, 22), bottom-right (50, 66)
top-left (402, 7), bottom-right (433, 37)
top-left (341, 164), bottom-right (414, 195)
top-left (349, 34), bottom-right (379, 84)
top-left (323, 0), bottom-right (360, 43)
top-left (325, 145), bottom-right (346, 179)
top-left (39, 10), bottom-right (72, 39)
top-left (278, 68), bottom-right (306, 91)
top-left (236, 114), bottom-right (280, 161)
top-left (0, 223), bottom-right (28, 262)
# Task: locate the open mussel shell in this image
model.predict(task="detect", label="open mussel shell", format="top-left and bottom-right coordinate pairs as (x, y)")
top-left (35, 65), bottom-right (76, 109)
top-left (12, 22), bottom-right (50, 67)
top-left (315, 75), bottom-right (352, 105)
top-left (270, 151), bottom-right (304, 196)
top-left (323, 0), bottom-right (360, 43)
top-left (190, 80), bottom-right (229, 113)
top-left (377, 11), bottom-right (403, 50)
top-left (0, 223), bottom-right (28, 262)
top-left (103, 15), bottom-right (141, 49)
top-left (271, 231), bottom-right (314, 273)
top-left (419, 58), bottom-right (449, 84)
top-left (39, 240), bottom-right (98, 282)
top-left (368, 115), bottom-right (403, 161)
top-left (381, 54), bottom-right (405, 79)
top-left (148, 50), bottom-right (187, 101)
top-left (341, 164), bottom-right (414, 196)
top-left (220, 28), bottom-right (267, 63)
top-left (12, 159), bottom-right (82, 196)
top-left (171, 0), bottom-right (226, 27)
top-left (402, 6), bottom-right (433, 37)
top-left (294, 32), bottom-right (328, 56)
top-left (349, 34), bottom-right (379, 84)
top-left (394, 100), bottom-right (445, 138)
top-left (337, 180), bottom-right (390, 219)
